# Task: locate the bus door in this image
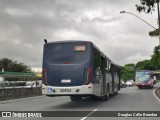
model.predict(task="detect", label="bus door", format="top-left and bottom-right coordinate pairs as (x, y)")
top-left (93, 49), bottom-right (102, 96)
top-left (101, 56), bottom-right (106, 95)
top-left (111, 64), bottom-right (115, 93)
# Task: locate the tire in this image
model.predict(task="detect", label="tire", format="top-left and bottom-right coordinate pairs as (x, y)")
top-left (114, 91), bottom-right (118, 95)
top-left (70, 96), bottom-right (82, 101)
top-left (99, 95), bottom-right (107, 101)
top-left (106, 85), bottom-right (110, 100)
top-left (138, 86), bottom-right (141, 89)
top-left (91, 95), bottom-right (98, 100)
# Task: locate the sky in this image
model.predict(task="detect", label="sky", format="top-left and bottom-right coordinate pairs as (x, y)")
top-left (0, 0), bottom-right (159, 72)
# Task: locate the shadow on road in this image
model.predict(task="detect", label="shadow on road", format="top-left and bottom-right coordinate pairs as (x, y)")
top-left (49, 94), bottom-right (120, 110)
top-left (136, 85), bottom-right (158, 90)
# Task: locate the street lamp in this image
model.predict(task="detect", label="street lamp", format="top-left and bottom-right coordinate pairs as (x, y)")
top-left (120, 11), bottom-right (160, 45)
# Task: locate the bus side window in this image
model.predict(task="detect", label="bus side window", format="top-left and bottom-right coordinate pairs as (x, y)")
top-left (105, 60), bottom-right (111, 72)
top-left (114, 72), bottom-right (118, 81)
top-left (94, 49), bottom-right (101, 83)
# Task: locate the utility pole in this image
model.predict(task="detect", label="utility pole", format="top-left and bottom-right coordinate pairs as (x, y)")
top-left (157, 0), bottom-right (160, 45)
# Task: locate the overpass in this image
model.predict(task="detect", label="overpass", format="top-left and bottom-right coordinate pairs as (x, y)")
top-left (151, 70), bottom-right (160, 74)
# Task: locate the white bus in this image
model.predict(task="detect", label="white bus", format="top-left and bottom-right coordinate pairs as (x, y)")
top-left (42, 40), bottom-right (120, 101)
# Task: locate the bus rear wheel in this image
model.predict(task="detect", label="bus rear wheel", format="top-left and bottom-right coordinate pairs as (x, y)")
top-left (70, 96), bottom-right (82, 101)
top-left (100, 85), bottom-right (110, 101)
top-left (106, 85), bottom-right (110, 100)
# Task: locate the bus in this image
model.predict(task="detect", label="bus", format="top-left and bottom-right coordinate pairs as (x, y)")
top-left (42, 40), bottom-right (120, 101)
top-left (135, 70), bottom-right (154, 89)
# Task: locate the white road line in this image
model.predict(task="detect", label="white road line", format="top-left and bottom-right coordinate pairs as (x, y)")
top-left (81, 109), bottom-right (98, 120)
top-left (153, 88), bottom-right (160, 102)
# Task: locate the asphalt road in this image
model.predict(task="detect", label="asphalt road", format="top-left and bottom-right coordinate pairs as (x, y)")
top-left (0, 83), bottom-right (160, 120)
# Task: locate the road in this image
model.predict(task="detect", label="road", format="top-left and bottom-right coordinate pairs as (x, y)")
top-left (0, 83), bottom-right (160, 120)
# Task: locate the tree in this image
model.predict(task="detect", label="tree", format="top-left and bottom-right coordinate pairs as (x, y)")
top-left (0, 58), bottom-right (31, 72)
top-left (121, 64), bottom-right (136, 81)
top-left (135, 45), bottom-right (160, 70)
top-left (149, 29), bottom-right (159, 37)
top-left (135, 59), bottom-right (154, 70)
top-left (136, 0), bottom-right (156, 13)
top-left (121, 45), bottom-right (160, 81)
top-left (136, 0), bottom-right (159, 37)
top-left (135, 1), bottom-right (160, 70)
top-left (151, 45), bottom-right (160, 69)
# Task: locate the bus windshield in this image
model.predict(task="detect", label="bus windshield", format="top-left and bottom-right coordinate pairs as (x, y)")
top-left (44, 43), bottom-right (89, 62)
top-left (136, 71), bottom-right (150, 81)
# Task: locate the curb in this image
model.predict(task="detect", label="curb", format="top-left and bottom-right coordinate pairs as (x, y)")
top-left (153, 88), bottom-right (160, 102)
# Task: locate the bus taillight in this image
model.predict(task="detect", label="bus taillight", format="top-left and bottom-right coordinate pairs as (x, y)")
top-left (42, 68), bottom-right (48, 85)
top-left (86, 67), bottom-right (92, 85)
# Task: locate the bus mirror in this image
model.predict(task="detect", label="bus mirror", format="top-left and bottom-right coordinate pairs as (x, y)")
top-left (44, 39), bottom-right (48, 43)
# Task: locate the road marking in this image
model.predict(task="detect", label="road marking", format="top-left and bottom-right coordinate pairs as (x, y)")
top-left (153, 88), bottom-right (160, 102)
top-left (81, 109), bottom-right (98, 120)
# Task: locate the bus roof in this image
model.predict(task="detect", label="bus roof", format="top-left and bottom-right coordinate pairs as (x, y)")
top-left (44, 40), bottom-right (91, 45)
top-left (44, 40), bottom-right (118, 66)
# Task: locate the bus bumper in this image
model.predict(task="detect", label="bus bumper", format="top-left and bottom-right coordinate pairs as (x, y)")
top-left (42, 84), bottom-right (93, 96)
top-left (136, 83), bottom-right (153, 88)
top-left (136, 83), bottom-right (153, 86)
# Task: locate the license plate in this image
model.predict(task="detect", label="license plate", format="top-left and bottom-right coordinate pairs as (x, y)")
top-left (61, 79), bottom-right (71, 83)
top-left (60, 89), bottom-right (71, 92)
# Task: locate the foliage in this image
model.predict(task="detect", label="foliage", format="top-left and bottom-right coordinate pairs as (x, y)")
top-left (135, 45), bottom-right (160, 70)
top-left (136, 0), bottom-right (159, 37)
top-left (149, 29), bottom-right (159, 37)
top-left (121, 45), bottom-right (160, 80)
top-left (135, 60), bottom-right (155, 70)
top-left (121, 64), bottom-right (136, 81)
top-left (151, 45), bottom-right (160, 68)
top-left (0, 58), bottom-right (31, 72)
top-left (135, 0), bottom-right (157, 13)
top-left (134, 1), bottom-right (160, 70)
